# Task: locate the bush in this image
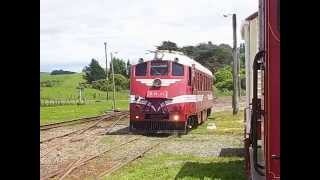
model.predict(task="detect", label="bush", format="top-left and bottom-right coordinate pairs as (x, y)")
top-left (213, 85), bottom-right (232, 97)
top-left (114, 74), bottom-right (129, 90)
top-left (214, 66), bottom-right (246, 92)
top-left (214, 66), bottom-right (233, 91)
top-left (92, 79), bottom-right (111, 91)
top-left (40, 80), bottom-right (61, 87)
top-left (91, 74), bottom-right (129, 91)
top-left (50, 69), bottom-right (76, 75)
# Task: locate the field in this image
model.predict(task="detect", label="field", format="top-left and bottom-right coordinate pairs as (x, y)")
top-left (40, 73), bottom-right (129, 125)
top-left (40, 73), bottom-right (129, 100)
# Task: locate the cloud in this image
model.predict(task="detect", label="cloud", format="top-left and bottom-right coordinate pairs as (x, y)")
top-left (41, 0), bottom-right (258, 72)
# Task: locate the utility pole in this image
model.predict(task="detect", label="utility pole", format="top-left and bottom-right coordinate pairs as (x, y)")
top-left (110, 52), bottom-right (116, 111)
top-left (238, 47), bottom-right (241, 99)
top-left (104, 42), bottom-right (109, 100)
top-left (232, 13), bottom-right (239, 115)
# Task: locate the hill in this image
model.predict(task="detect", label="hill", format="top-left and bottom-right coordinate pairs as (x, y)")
top-left (40, 73), bottom-right (129, 100)
top-left (40, 73), bottom-right (129, 124)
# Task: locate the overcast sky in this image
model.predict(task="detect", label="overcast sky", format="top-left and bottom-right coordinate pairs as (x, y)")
top-left (40, 0), bottom-right (258, 72)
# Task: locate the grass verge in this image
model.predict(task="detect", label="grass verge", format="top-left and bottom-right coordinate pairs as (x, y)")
top-left (40, 100), bottom-right (129, 125)
top-left (106, 153), bottom-right (244, 180)
top-left (191, 110), bottom-right (244, 136)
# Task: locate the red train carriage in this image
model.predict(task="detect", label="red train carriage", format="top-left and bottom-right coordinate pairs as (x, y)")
top-left (242, 0), bottom-right (280, 179)
top-left (129, 50), bottom-right (214, 134)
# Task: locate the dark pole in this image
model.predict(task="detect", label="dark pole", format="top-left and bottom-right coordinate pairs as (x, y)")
top-left (104, 42), bottom-right (109, 100)
top-left (232, 13), bottom-right (239, 115)
top-left (110, 52), bottom-right (116, 111)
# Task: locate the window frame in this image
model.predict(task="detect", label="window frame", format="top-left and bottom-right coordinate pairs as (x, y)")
top-left (150, 61), bottom-right (169, 76)
top-left (188, 67), bottom-right (192, 86)
top-left (172, 62), bottom-right (184, 76)
top-left (135, 62), bottom-right (147, 76)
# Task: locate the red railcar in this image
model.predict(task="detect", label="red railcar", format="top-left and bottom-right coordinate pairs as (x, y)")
top-left (129, 50), bottom-right (214, 134)
top-left (242, 0), bottom-right (280, 179)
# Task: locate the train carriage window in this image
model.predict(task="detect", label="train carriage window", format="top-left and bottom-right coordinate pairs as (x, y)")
top-left (151, 61), bottom-right (168, 76)
top-left (188, 67), bottom-right (192, 86)
top-left (197, 72), bottom-right (200, 90)
top-left (206, 76), bottom-right (208, 90)
top-left (172, 62), bottom-right (184, 76)
top-left (198, 73), bottom-right (200, 90)
top-left (135, 62), bottom-right (147, 76)
top-left (200, 74), bottom-right (203, 91)
top-left (204, 76), bottom-right (206, 90)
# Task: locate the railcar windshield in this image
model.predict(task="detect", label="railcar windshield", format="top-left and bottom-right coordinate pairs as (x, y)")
top-left (135, 62), bottom-right (147, 76)
top-left (150, 61), bottom-right (168, 76)
top-left (172, 62), bottom-right (184, 76)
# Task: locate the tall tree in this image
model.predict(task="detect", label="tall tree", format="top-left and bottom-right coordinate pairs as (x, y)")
top-left (180, 42), bottom-right (233, 73)
top-left (83, 59), bottom-right (106, 83)
top-left (109, 58), bottom-right (127, 77)
top-left (126, 60), bottom-right (131, 77)
top-left (157, 41), bottom-right (179, 51)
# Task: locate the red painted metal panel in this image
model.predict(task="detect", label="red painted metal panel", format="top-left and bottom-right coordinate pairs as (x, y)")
top-left (265, 0), bottom-right (280, 179)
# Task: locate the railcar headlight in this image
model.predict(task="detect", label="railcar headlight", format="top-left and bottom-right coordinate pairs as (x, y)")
top-left (135, 115), bottom-right (139, 119)
top-left (152, 78), bottom-right (161, 87)
top-left (173, 114), bottom-right (179, 121)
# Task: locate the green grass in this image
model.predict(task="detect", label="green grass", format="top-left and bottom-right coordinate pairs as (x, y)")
top-left (40, 100), bottom-right (129, 125)
top-left (40, 73), bottom-right (129, 100)
top-left (213, 86), bottom-right (246, 97)
top-left (191, 110), bottom-right (244, 136)
top-left (107, 153), bottom-right (244, 180)
top-left (105, 111), bottom-right (245, 180)
top-left (40, 73), bottom-right (130, 125)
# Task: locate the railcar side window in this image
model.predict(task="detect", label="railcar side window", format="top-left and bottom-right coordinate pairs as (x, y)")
top-left (172, 62), bottom-right (184, 76)
top-left (188, 67), bottom-right (192, 86)
top-left (151, 61), bottom-right (168, 76)
top-left (135, 62), bottom-right (147, 76)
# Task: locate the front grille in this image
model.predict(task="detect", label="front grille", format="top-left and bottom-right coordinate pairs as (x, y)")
top-left (130, 121), bottom-right (185, 131)
top-left (144, 113), bottom-right (169, 120)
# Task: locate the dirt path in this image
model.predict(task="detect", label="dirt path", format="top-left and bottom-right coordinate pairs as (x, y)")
top-left (213, 96), bottom-right (246, 112)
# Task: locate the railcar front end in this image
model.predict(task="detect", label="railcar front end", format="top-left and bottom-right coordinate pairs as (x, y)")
top-left (129, 51), bottom-right (213, 134)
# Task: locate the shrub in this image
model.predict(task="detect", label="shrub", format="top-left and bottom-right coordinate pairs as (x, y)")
top-left (40, 80), bottom-right (61, 87)
top-left (50, 69), bottom-right (76, 75)
top-left (214, 66), bottom-right (233, 91)
top-left (114, 74), bottom-right (129, 90)
top-left (91, 74), bottom-right (129, 91)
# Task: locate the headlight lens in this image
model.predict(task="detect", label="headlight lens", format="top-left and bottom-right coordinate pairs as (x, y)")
top-left (152, 78), bottom-right (161, 87)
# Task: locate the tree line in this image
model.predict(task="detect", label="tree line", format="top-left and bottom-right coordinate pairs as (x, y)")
top-left (156, 41), bottom-right (245, 94)
top-left (81, 58), bottom-right (131, 92)
top-left (49, 40), bottom-right (245, 95)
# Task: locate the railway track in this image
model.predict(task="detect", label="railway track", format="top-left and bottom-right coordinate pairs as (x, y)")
top-left (40, 136), bottom-right (141, 180)
top-left (41, 135), bottom-right (171, 180)
top-left (40, 111), bottom-right (128, 131)
top-left (40, 111), bottom-right (129, 144)
top-left (98, 136), bottom-right (173, 179)
top-left (40, 111), bottom-right (175, 180)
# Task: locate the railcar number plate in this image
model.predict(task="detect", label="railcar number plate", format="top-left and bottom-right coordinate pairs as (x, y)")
top-left (146, 90), bottom-right (168, 98)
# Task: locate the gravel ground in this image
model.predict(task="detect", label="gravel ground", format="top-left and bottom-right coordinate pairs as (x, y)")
top-left (149, 134), bottom-right (243, 157)
top-left (40, 118), bottom-right (129, 178)
top-left (213, 96), bottom-right (246, 112)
